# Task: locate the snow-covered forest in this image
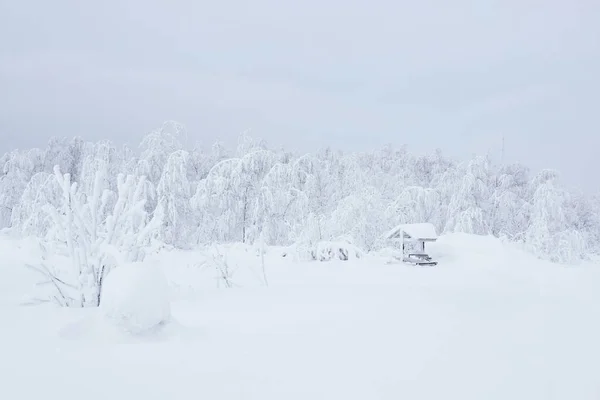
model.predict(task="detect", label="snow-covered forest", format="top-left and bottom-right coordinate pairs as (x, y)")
top-left (1, 121), bottom-right (596, 267)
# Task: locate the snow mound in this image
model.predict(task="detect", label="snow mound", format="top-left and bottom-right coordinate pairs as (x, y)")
top-left (100, 263), bottom-right (171, 335)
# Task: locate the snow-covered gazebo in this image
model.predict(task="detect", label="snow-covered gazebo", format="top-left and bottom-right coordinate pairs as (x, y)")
top-left (384, 223), bottom-right (438, 266)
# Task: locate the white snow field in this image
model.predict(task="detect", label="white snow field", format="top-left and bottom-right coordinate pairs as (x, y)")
top-left (1, 233), bottom-right (599, 400)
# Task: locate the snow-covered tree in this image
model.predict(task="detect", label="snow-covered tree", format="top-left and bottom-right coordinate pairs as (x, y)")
top-left (445, 156), bottom-right (493, 235)
top-left (386, 186), bottom-right (441, 232)
top-left (488, 163), bottom-right (531, 239)
top-left (10, 172), bottom-right (61, 237)
top-left (329, 187), bottom-right (386, 251)
top-left (258, 161), bottom-right (309, 245)
top-left (156, 150), bottom-right (193, 247)
top-left (137, 121), bottom-right (186, 212)
top-left (0, 150), bottom-right (37, 228)
top-left (525, 170), bottom-right (586, 263)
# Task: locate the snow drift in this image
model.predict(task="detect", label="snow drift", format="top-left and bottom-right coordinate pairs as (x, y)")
top-left (0, 232), bottom-right (599, 399)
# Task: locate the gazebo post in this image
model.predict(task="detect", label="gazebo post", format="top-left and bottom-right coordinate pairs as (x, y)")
top-left (400, 229), bottom-right (405, 255)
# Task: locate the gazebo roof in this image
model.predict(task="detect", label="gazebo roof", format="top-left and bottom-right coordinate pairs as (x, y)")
top-left (385, 223), bottom-right (438, 241)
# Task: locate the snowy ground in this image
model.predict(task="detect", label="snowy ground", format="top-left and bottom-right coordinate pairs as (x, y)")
top-left (1, 233), bottom-right (599, 399)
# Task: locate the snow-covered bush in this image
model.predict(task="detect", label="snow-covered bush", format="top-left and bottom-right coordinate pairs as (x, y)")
top-left (312, 239), bottom-right (363, 262)
top-left (24, 166), bottom-right (163, 307)
top-left (100, 263), bottom-right (171, 334)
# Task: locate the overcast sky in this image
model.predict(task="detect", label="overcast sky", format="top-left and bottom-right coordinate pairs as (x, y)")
top-left (1, 0), bottom-right (599, 192)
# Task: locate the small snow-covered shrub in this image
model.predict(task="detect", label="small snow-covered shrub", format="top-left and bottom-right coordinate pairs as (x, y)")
top-left (199, 245), bottom-right (238, 288)
top-left (195, 241), bottom-right (272, 288)
top-left (312, 240), bottom-right (363, 261)
top-left (100, 263), bottom-right (171, 334)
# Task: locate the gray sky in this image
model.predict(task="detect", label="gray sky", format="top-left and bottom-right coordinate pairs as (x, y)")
top-left (1, 0), bottom-right (599, 193)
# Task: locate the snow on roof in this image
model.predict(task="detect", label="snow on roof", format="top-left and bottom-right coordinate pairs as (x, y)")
top-left (385, 223), bottom-right (438, 240)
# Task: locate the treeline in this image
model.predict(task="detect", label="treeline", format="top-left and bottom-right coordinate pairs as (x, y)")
top-left (1, 121), bottom-right (597, 264)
